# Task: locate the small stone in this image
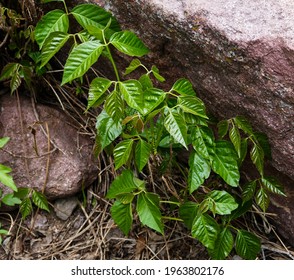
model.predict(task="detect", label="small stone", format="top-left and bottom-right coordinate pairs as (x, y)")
top-left (54, 196), bottom-right (79, 221)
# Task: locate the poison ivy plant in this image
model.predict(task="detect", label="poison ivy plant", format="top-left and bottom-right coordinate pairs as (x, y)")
top-left (30, 0), bottom-right (287, 259)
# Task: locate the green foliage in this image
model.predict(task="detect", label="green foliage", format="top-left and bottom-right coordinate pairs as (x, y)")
top-left (23, 0), bottom-right (286, 259)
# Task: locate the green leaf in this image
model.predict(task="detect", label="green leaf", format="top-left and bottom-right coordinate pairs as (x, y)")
top-left (135, 139), bottom-right (152, 172)
top-left (40, 32), bottom-right (70, 67)
top-left (105, 90), bottom-right (124, 123)
top-left (212, 140), bottom-right (240, 187)
top-left (179, 201), bottom-right (199, 230)
top-left (191, 126), bottom-right (215, 160)
top-left (35, 10), bottom-right (69, 48)
top-left (111, 200), bottom-right (133, 235)
top-left (136, 192), bottom-right (164, 234)
top-left (250, 141), bottom-right (264, 176)
top-left (13, 187), bottom-right (30, 200)
top-left (234, 116), bottom-right (253, 135)
top-left (62, 40), bottom-right (104, 85)
top-left (151, 65), bottom-right (165, 82)
top-left (229, 200), bottom-right (253, 221)
top-left (253, 132), bottom-right (271, 159)
top-left (139, 74), bottom-right (153, 90)
top-left (206, 190), bottom-right (238, 215)
top-left (10, 70), bottom-right (22, 94)
top-left (0, 63), bottom-right (18, 81)
top-left (20, 198), bottom-right (33, 220)
top-left (229, 124), bottom-right (241, 157)
top-left (0, 164), bottom-right (17, 191)
top-left (178, 96), bottom-right (208, 119)
top-left (261, 177), bottom-right (286, 196)
top-left (217, 120), bottom-right (229, 138)
top-left (242, 180), bottom-right (257, 203)
top-left (32, 191), bottom-right (50, 212)
top-left (239, 138), bottom-right (248, 165)
top-left (119, 80), bottom-right (143, 113)
top-left (191, 212), bottom-right (220, 249)
top-left (87, 77), bottom-right (112, 109)
top-left (106, 169), bottom-right (138, 199)
top-left (172, 78), bottom-right (196, 96)
top-left (110, 31), bottom-right (149, 57)
top-left (235, 230), bottom-right (261, 259)
top-left (0, 137), bottom-right (10, 148)
top-left (141, 88), bottom-right (166, 115)
top-left (256, 188), bottom-right (270, 212)
top-left (164, 108), bottom-right (188, 149)
top-left (209, 227), bottom-right (234, 260)
top-left (114, 139), bottom-right (134, 170)
top-left (188, 151), bottom-right (210, 193)
top-left (1, 193), bottom-right (21, 206)
top-left (71, 4), bottom-right (120, 38)
top-left (95, 110), bottom-right (122, 153)
top-left (124, 59), bottom-right (142, 75)
top-left (116, 193), bottom-right (135, 204)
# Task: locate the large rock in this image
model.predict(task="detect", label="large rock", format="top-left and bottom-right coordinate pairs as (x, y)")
top-left (91, 0), bottom-right (294, 244)
top-left (0, 94), bottom-right (98, 199)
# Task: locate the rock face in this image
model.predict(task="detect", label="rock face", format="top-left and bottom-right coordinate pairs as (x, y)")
top-left (0, 94), bottom-right (98, 199)
top-left (91, 0), bottom-right (294, 244)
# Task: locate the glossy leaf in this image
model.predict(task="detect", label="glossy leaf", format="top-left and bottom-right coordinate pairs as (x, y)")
top-left (135, 139), bottom-right (152, 172)
top-left (191, 212), bottom-right (220, 249)
top-left (191, 126), bottom-right (215, 160)
top-left (164, 109), bottom-right (188, 149)
top-left (235, 230), bottom-right (261, 259)
top-left (110, 31), bottom-right (149, 57)
top-left (141, 88), bottom-right (166, 115)
top-left (71, 4), bottom-right (120, 37)
top-left (62, 40), bottom-right (104, 85)
top-left (119, 80), bottom-right (143, 113)
top-left (212, 141), bottom-right (240, 187)
top-left (0, 137), bottom-right (10, 149)
top-left (1, 193), bottom-right (21, 206)
top-left (0, 63), bottom-right (18, 81)
top-left (188, 151), bottom-right (210, 193)
top-left (229, 200), bottom-right (253, 221)
top-left (217, 120), bottom-right (229, 138)
top-left (41, 32), bottom-right (70, 67)
top-left (242, 180), bottom-right (257, 203)
top-left (171, 78), bottom-right (196, 96)
top-left (209, 227), bottom-right (234, 260)
top-left (179, 201), bottom-right (199, 230)
top-left (206, 190), bottom-right (238, 215)
top-left (136, 192), bottom-right (164, 234)
top-left (253, 132), bottom-right (271, 159)
top-left (106, 169), bottom-right (138, 199)
top-left (139, 74), bottom-right (153, 90)
top-left (0, 164), bottom-right (17, 191)
top-left (229, 124), bottom-right (241, 157)
top-left (178, 96), bottom-right (208, 119)
top-left (105, 90), bottom-right (124, 123)
top-left (88, 77), bottom-right (112, 109)
top-left (261, 177), bottom-right (286, 196)
top-left (250, 141), bottom-right (264, 176)
top-left (114, 139), bottom-right (134, 170)
top-left (124, 59), bottom-right (141, 75)
top-left (256, 188), bottom-right (269, 212)
top-left (10, 70), bottom-right (22, 94)
top-left (35, 10), bottom-right (69, 48)
top-left (32, 191), bottom-right (50, 212)
top-left (239, 138), bottom-right (248, 165)
top-left (20, 198), bottom-right (33, 220)
top-left (151, 65), bottom-right (165, 82)
top-left (95, 110), bottom-right (122, 153)
top-left (234, 116), bottom-right (253, 135)
top-left (111, 200), bottom-right (133, 235)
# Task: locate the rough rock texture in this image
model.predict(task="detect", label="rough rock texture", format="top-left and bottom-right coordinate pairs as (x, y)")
top-left (0, 94), bottom-right (98, 199)
top-left (91, 0), bottom-right (294, 244)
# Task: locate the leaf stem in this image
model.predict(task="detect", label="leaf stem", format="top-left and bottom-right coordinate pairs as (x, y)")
top-left (160, 200), bottom-right (180, 206)
top-left (162, 216), bottom-right (183, 222)
top-left (62, 0), bottom-right (69, 15)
